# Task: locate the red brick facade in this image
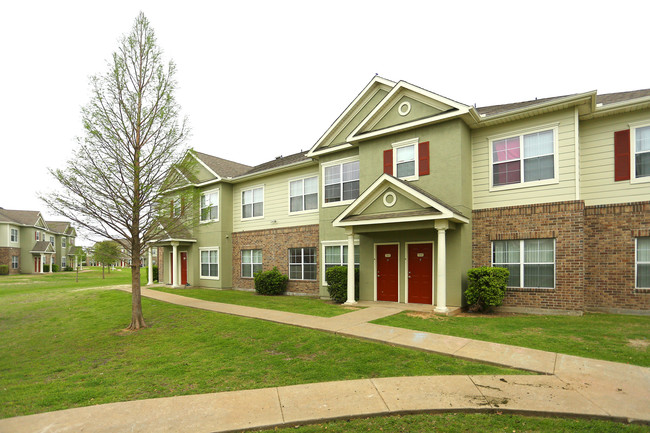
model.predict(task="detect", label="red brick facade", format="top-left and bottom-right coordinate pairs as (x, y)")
top-left (232, 225), bottom-right (319, 295)
top-left (584, 202), bottom-right (650, 311)
top-left (472, 200), bottom-right (650, 313)
top-left (0, 247), bottom-right (21, 275)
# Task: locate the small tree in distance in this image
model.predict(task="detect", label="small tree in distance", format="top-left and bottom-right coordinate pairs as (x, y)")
top-left (94, 241), bottom-right (122, 279)
top-left (42, 12), bottom-right (192, 330)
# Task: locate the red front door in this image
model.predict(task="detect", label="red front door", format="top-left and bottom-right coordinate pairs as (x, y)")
top-left (169, 252), bottom-right (174, 284)
top-left (408, 243), bottom-right (433, 304)
top-left (377, 244), bottom-right (399, 302)
top-left (180, 252), bottom-right (188, 285)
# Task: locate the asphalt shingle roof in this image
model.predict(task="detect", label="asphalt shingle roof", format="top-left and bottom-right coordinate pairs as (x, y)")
top-left (193, 151), bottom-right (252, 179)
top-left (0, 209), bottom-right (41, 226)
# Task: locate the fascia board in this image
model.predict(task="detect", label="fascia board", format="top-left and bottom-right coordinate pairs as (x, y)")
top-left (230, 159), bottom-right (317, 183)
top-left (307, 143), bottom-right (354, 157)
top-left (580, 95), bottom-right (650, 120)
top-left (306, 76), bottom-right (396, 157)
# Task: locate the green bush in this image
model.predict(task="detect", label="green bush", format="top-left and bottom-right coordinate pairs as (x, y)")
top-left (52, 264), bottom-right (59, 272)
top-left (325, 266), bottom-right (359, 304)
top-left (254, 267), bottom-right (288, 296)
top-left (43, 265), bottom-right (50, 272)
top-left (0, 265), bottom-right (9, 275)
top-left (64, 266), bottom-right (74, 272)
top-left (466, 266), bottom-right (509, 312)
top-left (153, 266), bottom-right (159, 282)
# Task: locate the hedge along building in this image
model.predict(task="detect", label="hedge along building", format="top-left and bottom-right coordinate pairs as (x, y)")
top-left (150, 76), bottom-right (650, 314)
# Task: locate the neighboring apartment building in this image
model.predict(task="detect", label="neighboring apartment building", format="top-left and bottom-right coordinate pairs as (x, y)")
top-left (0, 208), bottom-right (78, 274)
top-left (150, 77), bottom-right (650, 314)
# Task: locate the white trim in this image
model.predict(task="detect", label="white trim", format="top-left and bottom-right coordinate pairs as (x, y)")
top-left (398, 101), bottom-right (411, 116)
top-left (240, 185), bottom-right (265, 220)
top-left (321, 156), bottom-right (360, 208)
top-left (405, 242), bottom-right (435, 305)
top-left (288, 247), bottom-right (318, 281)
top-left (199, 246), bottom-right (220, 280)
top-left (320, 240), bottom-right (359, 286)
top-left (574, 107), bottom-right (580, 200)
top-left (241, 248), bottom-right (263, 279)
top-left (9, 226), bottom-right (19, 244)
top-left (392, 137), bottom-right (419, 181)
top-left (488, 123), bottom-right (560, 192)
top-left (189, 150), bottom-right (222, 181)
top-left (492, 238), bottom-right (556, 289)
top-left (199, 188), bottom-right (220, 224)
top-left (374, 242), bottom-right (400, 302)
top-left (288, 175), bottom-right (319, 215)
top-left (382, 191), bottom-right (396, 208)
top-left (637, 237), bottom-right (650, 289)
top-left (629, 120), bottom-right (650, 184)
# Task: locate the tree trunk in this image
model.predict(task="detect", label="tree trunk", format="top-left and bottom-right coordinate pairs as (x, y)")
top-left (128, 258), bottom-right (147, 330)
top-left (102, 264), bottom-right (105, 279)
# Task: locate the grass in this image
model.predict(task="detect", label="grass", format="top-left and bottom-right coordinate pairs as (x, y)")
top-left (152, 287), bottom-right (352, 317)
top-left (373, 311), bottom-right (650, 366)
top-left (0, 280), bottom-right (519, 419)
top-left (257, 413), bottom-right (650, 432)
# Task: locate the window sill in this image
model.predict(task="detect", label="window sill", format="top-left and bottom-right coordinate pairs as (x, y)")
top-left (490, 178), bottom-right (559, 192)
top-left (289, 279), bottom-right (318, 282)
top-left (199, 219), bottom-right (219, 224)
top-left (241, 216), bottom-right (264, 221)
top-left (634, 288), bottom-right (650, 293)
top-left (629, 176), bottom-right (650, 185)
top-left (322, 199), bottom-right (355, 208)
top-left (507, 287), bottom-right (555, 292)
top-left (200, 276), bottom-right (220, 280)
top-left (289, 209), bottom-right (319, 215)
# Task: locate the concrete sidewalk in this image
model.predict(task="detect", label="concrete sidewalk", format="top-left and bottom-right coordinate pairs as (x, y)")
top-left (2, 287), bottom-right (648, 432)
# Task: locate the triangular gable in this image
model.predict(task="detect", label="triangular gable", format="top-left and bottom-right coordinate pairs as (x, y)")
top-left (30, 241), bottom-right (55, 254)
top-left (333, 174), bottom-right (468, 227)
top-left (189, 151), bottom-right (221, 183)
top-left (307, 76), bottom-right (396, 157)
top-left (35, 214), bottom-right (48, 230)
top-left (347, 81), bottom-right (471, 142)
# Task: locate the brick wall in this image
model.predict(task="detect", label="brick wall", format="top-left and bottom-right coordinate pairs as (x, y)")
top-left (472, 201), bottom-right (586, 312)
top-left (0, 247), bottom-right (21, 275)
top-left (232, 225), bottom-right (319, 295)
top-left (584, 202), bottom-right (650, 311)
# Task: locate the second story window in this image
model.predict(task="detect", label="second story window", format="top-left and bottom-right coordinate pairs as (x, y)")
top-left (492, 128), bottom-right (556, 188)
top-left (324, 160), bottom-right (359, 204)
top-left (395, 144), bottom-right (416, 178)
top-left (290, 177), bottom-right (318, 213)
top-left (50, 236), bottom-right (55, 246)
top-left (62, 237), bottom-right (66, 248)
top-left (242, 187), bottom-right (263, 219)
top-left (172, 197), bottom-right (182, 217)
top-left (200, 190), bottom-right (219, 222)
top-left (634, 125), bottom-right (650, 179)
top-left (10, 228), bottom-right (18, 243)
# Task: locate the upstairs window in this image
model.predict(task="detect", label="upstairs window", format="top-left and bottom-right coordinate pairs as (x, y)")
top-left (396, 144), bottom-right (416, 178)
top-left (493, 239), bottom-right (555, 288)
top-left (10, 228), bottom-right (18, 243)
top-left (638, 237), bottom-right (650, 288)
top-left (35, 231), bottom-right (40, 241)
top-left (242, 187), bottom-right (263, 219)
top-left (324, 160), bottom-right (359, 204)
top-left (634, 125), bottom-right (650, 179)
top-left (50, 236), bottom-right (55, 246)
top-left (290, 177), bottom-right (318, 213)
top-left (200, 190), bottom-right (219, 222)
top-left (62, 237), bottom-right (66, 248)
top-left (172, 197), bottom-right (182, 217)
top-left (492, 128), bottom-right (556, 187)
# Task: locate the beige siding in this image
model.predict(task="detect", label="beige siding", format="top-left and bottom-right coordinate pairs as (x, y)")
top-left (233, 165), bottom-right (319, 232)
top-left (580, 111), bottom-right (650, 205)
top-left (472, 108), bottom-right (577, 209)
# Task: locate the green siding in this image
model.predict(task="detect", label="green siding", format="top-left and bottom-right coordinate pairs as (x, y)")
top-left (372, 96), bottom-right (444, 131)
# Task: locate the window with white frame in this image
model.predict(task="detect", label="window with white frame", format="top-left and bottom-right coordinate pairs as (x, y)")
top-left (289, 177), bottom-right (318, 213)
top-left (242, 187), bottom-right (263, 219)
top-left (50, 236), bottom-right (55, 246)
top-left (492, 128), bottom-right (556, 187)
top-left (172, 197), bottom-right (182, 217)
top-left (61, 257), bottom-right (67, 268)
top-left (634, 125), bottom-right (650, 179)
top-left (289, 247), bottom-right (316, 280)
top-left (10, 228), bottom-right (18, 243)
top-left (35, 231), bottom-right (40, 241)
top-left (637, 237), bottom-right (650, 288)
top-left (62, 237), bottom-right (66, 248)
top-left (11, 256), bottom-right (18, 269)
top-left (200, 190), bottom-right (219, 222)
top-left (493, 239), bottom-right (555, 288)
top-left (324, 160), bottom-right (359, 204)
top-left (200, 248), bottom-right (219, 279)
top-left (324, 244), bottom-right (360, 274)
top-left (393, 138), bottom-right (418, 180)
top-left (241, 249), bottom-right (262, 278)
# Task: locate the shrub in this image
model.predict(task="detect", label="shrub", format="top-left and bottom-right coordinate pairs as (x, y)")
top-left (254, 267), bottom-right (288, 296)
top-left (0, 265), bottom-right (9, 275)
top-left (466, 266), bottom-right (509, 312)
top-left (43, 264), bottom-right (50, 272)
top-left (64, 266), bottom-right (74, 272)
top-left (325, 266), bottom-right (359, 304)
top-left (52, 264), bottom-right (60, 272)
top-left (153, 266), bottom-right (159, 282)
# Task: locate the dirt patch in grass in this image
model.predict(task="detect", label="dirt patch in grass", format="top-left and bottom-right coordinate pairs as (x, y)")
top-left (627, 339), bottom-right (649, 349)
top-left (406, 312), bottom-right (448, 320)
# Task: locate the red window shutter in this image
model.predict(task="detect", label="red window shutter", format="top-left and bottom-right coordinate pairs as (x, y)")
top-left (614, 129), bottom-right (630, 181)
top-left (383, 149), bottom-right (393, 175)
top-left (418, 141), bottom-right (430, 176)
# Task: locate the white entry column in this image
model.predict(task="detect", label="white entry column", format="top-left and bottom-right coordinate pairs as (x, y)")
top-left (147, 247), bottom-right (154, 286)
top-left (172, 242), bottom-right (180, 288)
top-left (49, 256), bottom-right (53, 273)
top-left (434, 220), bottom-right (449, 314)
top-left (344, 228), bottom-right (357, 305)
top-left (40, 254), bottom-right (44, 273)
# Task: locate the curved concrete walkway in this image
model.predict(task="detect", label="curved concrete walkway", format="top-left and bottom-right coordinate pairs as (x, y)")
top-left (2, 287), bottom-right (648, 432)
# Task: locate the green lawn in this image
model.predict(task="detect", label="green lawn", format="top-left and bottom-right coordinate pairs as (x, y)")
top-left (152, 287), bottom-right (352, 317)
top-left (373, 311), bottom-right (650, 366)
top-left (258, 413), bottom-right (649, 432)
top-left (0, 280), bottom-right (518, 419)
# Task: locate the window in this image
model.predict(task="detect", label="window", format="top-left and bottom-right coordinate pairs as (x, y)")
top-left (637, 237), bottom-right (650, 288)
top-left (62, 237), bottom-right (66, 248)
top-left (50, 236), bottom-right (55, 246)
top-left (200, 248), bottom-right (219, 279)
top-left (11, 256), bottom-right (18, 269)
top-left (493, 239), bottom-right (555, 288)
top-left (242, 187), bottom-right (263, 219)
top-left (395, 144), bottom-right (416, 178)
top-left (324, 160), bottom-right (359, 204)
top-left (172, 197), bottom-right (182, 217)
top-left (200, 190), bottom-right (219, 222)
top-left (61, 257), bottom-right (67, 268)
top-left (324, 244), bottom-right (360, 275)
top-left (290, 177), bottom-right (318, 213)
top-left (35, 231), bottom-right (40, 241)
top-left (10, 228), bottom-right (18, 243)
top-left (289, 248), bottom-right (317, 280)
top-left (634, 125), bottom-right (650, 179)
top-left (492, 128), bottom-right (556, 187)
top-left (241, 249), bottom-right (262, 278)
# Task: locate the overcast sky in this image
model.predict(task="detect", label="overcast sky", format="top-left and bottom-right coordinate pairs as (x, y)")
top-left (1, 0), bottom-right (648, 241)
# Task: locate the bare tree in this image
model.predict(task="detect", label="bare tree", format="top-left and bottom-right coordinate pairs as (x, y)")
top-left (42, 12), bottom-right (191, 330)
